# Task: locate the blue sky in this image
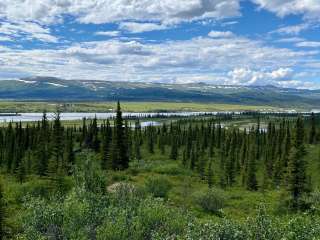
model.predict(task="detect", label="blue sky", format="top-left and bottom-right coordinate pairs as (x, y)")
top-left (0, 0), bottom-right (320, 89)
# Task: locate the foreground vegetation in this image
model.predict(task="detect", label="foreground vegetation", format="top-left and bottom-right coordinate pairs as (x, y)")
top-left (0, 102), bottom-right (319, 239)
top-left (0, 101), bottom-right (277, 113)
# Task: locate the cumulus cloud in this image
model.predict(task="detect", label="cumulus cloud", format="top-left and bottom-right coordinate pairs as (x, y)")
top-left (0, 0), bottom-right (241, 25)
top-left (208, 30), bottom-right (234, 38)
top-left (119, 22), bottom-right (168, 33)
top-left (276, 37), bottom-right (305, 43)
top-left (226, 67), bottom-right (320, 89)
top-left (0, 0), bottom-right (241, 43)
top-left (0, 35), bottom-right (318, 88)
top-left (252, 0), bottom-right (320, 21)
top-left (0, 21), bottom-right (58, 43)
top-left (2, 0), bottom-right (319, 26)
top-left (227, 67), bottom-right (293, 85)
top-left (296, 41), bottom-right (320, 48)
top-left (0, 35), bottom-right (12, 41)
top-left (0, 0), bottom-right (319, 89)
top-left (273, 23), bottom-right (310, 35)
top-left (95, 31), bottom-right (120, 37)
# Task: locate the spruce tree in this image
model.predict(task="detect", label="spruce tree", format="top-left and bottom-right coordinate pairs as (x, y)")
top-left (101, 120), bottom-right (112, 170)
top-left (225, 132), bottom-right (236, 186)
top-left (133, 120), bottom-right (142, 161)
top-left (170, 136), bottom-right (178, 160)
top-left (147, 126), bottom-right (155, 154)
top-left (309, 112), bottom-right (316, 144)
top-left (246, 144), bottom-right (258, 191)
top-left (48, 110), bottom-right (64, 178)
top-left (110, 101), bottom-right (129, 170)
top-left (190, 144), bottom-right (197, 170)
top-left (207, 159), bottom-right (214, 188)
top-left (16, 159), bottom-right (26, 183)
top-left (287, 117), bottom-right (309, 210)
top-left (36, 112), bottom-right (50, 176)
top-left (64, 132), bottom-right (75, 175)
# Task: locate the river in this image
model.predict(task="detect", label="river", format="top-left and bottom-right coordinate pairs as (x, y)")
top-left (0, 112), bottom-right (219, 123)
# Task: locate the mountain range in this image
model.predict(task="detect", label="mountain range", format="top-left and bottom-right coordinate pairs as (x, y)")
top-left (0, 77), bottom-right (319, 109)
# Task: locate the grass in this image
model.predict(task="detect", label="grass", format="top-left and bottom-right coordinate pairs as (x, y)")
top-left (0, 101), bottom-right (278, 113)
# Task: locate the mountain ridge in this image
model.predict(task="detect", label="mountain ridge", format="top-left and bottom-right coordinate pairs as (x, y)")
top-left (0, 77), bottom-right (319, 109)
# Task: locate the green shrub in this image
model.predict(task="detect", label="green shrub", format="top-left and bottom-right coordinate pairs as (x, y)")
top-left (246, 206), bottom-right (282, 240)
top-left (180, 220), bottom-right (246, 240)
top-left (145, 176), bottom-right (172, 199)
top-left (152, 163), bottom-right (189, 175)
top-left (14, 179), bottom-right (52, 203)
top-left (110, 172), bottom-right (131, 182)
top-left (195, 188), bottom-right (226, 216)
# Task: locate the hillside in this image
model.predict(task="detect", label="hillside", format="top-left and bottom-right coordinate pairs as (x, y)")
top-left (0, 77), bottom-right (319, 108)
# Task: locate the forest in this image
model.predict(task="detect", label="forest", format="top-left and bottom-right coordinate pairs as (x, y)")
top-left (0, 102), bottom-right (320, 239)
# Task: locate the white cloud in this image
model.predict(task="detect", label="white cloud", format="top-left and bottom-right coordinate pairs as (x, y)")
top-left (95, 31), bottom-right (120, 37)
top-left (0, 0), bottom-right (241, 25)
top-left (0, 36), bottom-right (12, 41)
top-left (270, 68), bottom-right (293, 79)
top-left (252, 0), bottom-right (320, 21)
top-left (208, 30), bottom-right (234, 38)
top-left (226, 67), bottom-right (320, 89)
top-left (0, 21), bottom-right (58, 43)
top-left (276, 37), bottom-right (305, 43)
top-left (227, 67), bottom-right (293, 85)
top-left (119, 22), bottom-right (168, 33)
top-left (0, 35), bottom-right (318, 88)
top-left (273, 23), bottom-right (310, 35)
top-left (296, 41), bottom-right (320, 48)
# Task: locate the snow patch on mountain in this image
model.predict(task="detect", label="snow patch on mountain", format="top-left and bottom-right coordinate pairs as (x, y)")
top-left (47, 82), bottom-right (67, 88)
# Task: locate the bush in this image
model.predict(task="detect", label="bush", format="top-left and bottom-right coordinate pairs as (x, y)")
top-left (145, 176), bottom-right (172, 199)
top-left (277, 191), bottom-right (312, 214)
top-left (18, 186), bottom-right (320, 240)
top-left (110, 172), bottom-right (131, 182)
top-left (13, 179), bottom-right (52, 203)
top-left (246, 206), bottom-right (282, 240)
top-left (195, 188), bottom-right (226, 216)
top-left (152, 163), bottom-right (189, 175)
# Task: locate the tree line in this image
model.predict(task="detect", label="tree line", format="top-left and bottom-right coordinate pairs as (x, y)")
top-left (0, 103), bottom-right (319, 212)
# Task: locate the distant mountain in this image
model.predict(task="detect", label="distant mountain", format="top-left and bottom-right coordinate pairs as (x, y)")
top-left (0, 77), bottom-right (319, 109)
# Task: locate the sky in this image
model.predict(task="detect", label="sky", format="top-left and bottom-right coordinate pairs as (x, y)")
top-left (0, 0), bottom-right (320, 89)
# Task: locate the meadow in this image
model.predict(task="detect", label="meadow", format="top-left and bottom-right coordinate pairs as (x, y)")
top-left (0, 101), bottom-right (278, 113)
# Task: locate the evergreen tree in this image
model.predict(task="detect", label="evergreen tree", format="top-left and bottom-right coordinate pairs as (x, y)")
top-left (246, 144), bottom-right (258, 191)
top-left (147, 126), bottom-right (155, 154)
top-left (287, 117), bottom-right (309, 210)
top-left (170, 136), bottom-right (178, 160)
top-left (133, 120), bottom-right (142, 161)
top-left (48, 110), bottom-right (64, 178)
top-left (101, 120), bottom-right (112, 170)
top-left (219, 142), bottom-right (226, 188)
top-left (110, 101), bottom-right (129, 170)
top-left (309, 112), bottom-right (316, 144)
top-left (225, 131), bottom-right (236, 186)
top-left (190, 144), bottom-right (197, 170)
top-left (64, 132), bottom-right (75, 175)
top-left (90, 116), bottom-right (100, 152)
top-left (36, 112), bottom-right (50, 176)
top-left (16, 159), bottom-right (26, 183)
top-left (207, 159), bottom-right (214, 188)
